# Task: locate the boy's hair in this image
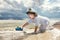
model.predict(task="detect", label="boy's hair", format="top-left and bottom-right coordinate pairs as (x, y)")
top-left (26, 11), bottom-right (37, 17)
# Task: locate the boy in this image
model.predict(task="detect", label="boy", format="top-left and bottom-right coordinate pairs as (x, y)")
top-left (21, 11), bottom-right (49, 33)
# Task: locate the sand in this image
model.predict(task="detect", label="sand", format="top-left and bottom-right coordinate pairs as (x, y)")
top-left (0, 20), bottom-right (60, 40)
top-left (0, 28), bottom-right (60, 40)
top-left (53, 22), bottom-right (60, 30)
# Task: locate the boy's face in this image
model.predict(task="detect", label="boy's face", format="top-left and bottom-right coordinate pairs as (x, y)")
top-left (27, 13), bottom-right (35, 19)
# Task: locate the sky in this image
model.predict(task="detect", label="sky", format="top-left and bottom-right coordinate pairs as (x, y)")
top-left (0, 0), bottom-right (60, 20)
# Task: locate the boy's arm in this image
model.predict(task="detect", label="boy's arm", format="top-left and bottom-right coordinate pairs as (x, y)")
top-left (22, 22), bottom-right (29, 28)
top-left (34, 26), bottom-right (38, 33)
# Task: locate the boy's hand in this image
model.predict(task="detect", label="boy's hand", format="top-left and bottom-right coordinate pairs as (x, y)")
top-left (31, 32), bottom-right (37, 34)
top-left (21, 27), bottom-right (23, 29)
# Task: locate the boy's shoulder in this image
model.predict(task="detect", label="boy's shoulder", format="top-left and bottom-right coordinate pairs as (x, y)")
top-left (36, 15), bottom-right (49, 21)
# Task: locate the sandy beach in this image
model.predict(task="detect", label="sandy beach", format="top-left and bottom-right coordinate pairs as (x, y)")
top-left (0, 20), bottom-right (60, 40)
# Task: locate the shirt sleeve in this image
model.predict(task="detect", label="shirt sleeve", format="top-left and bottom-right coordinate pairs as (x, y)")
top-left (34, 19), bottom-right (40, 26)
top-left (27, 19), bottom-right (32, 24)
